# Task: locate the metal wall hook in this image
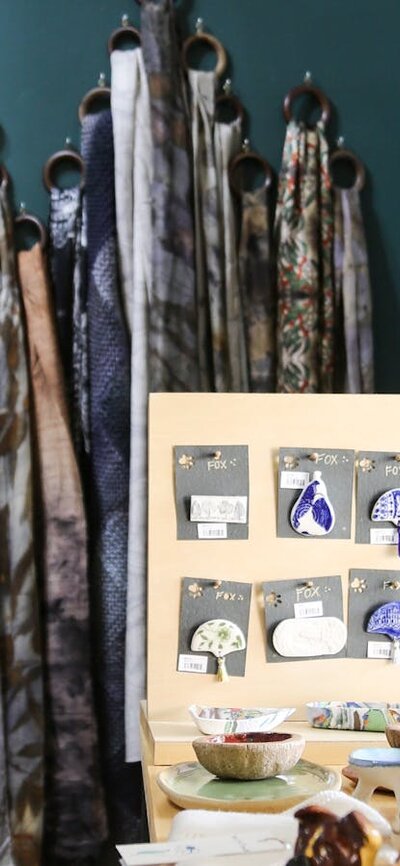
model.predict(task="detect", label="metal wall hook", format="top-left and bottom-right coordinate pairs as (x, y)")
top-left (336, 135), bottom-right (345, 148)
top-left (195, 17), bottom-right (204, 33)
top-left (98, 72), bottom-right (107, 87)
top-left (19, 201), bottom-right (26, 214)
top-left (121, 13), bottom-right (129, 26)
top-left (222, 78), bottom-right (232, 95)
top-left (242, 138), bottom-right (251, 152)
top-left (304, 70), bottom-right (313, 83)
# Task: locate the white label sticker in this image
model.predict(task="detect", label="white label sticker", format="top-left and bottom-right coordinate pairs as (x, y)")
top-left (367, 641), bottom-right (392, 659)
top-left (280, 471), bottom-right (310, 489)
top-left (178, 654), bottom-right (208, 674)
top-left (370, 528), bottom-right (397, 545)
top-left (190, 495), bottom-right (247, 524)
top-left (294, 600), bottom-right (324, 619)
top-left (197, 523), bottom-right (228, 539)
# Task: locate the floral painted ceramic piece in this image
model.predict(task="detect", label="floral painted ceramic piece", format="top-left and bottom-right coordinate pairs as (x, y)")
top-left (188, 705), bottom-right (296, 735)
top-left (157, 760), bottom-right (341, 812)
top-left (290, 471), bottom-right (335, 537)
top-left (307, 701), bottom-right (400, 732)
top-left (367, 602), bottom-right (400, 663)
top-left (371, 489), bottom-right (400, 555)
top-left (191, 619), bottom-right (246, 681)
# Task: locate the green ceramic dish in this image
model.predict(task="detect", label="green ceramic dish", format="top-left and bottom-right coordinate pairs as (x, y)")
top-left (157, 759), bottom-right (341, 812)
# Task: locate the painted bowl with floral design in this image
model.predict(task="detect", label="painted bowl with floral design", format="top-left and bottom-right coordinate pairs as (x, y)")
top-left (193, 731), bottom-right (305, 780)
top-left (189, 705), bottom-right (296, 736)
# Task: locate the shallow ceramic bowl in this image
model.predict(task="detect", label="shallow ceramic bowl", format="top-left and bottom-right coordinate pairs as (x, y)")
top-left (307, 701), bottom-right (400, 732)
top-left (188, 705), bottom-right (296, 736)
top-left (192, 731), bottom-right (305, 780)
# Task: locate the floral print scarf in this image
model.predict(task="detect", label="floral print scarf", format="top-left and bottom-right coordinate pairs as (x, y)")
top-left (275, 120), bottom-right (335, 393)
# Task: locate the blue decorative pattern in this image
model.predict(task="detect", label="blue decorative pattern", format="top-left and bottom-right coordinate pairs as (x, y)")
top-left (290, 471), bottom-right (335, 536)
top-left (371, 488), bottom-right (400, 556)
top-left (367, 602), bottom-right (400, 641)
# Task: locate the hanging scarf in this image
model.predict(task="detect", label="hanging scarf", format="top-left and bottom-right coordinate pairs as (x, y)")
top-left (141, 0), bottom-right (200, 392)
top-left (111, 48), bottom-right (153, 764)
top-left (189, 69), bottom-right (227, 391)
top-left (275, 120), bottom-right (334, 393)
top-left (0, 184), bottom-right (44, 866)
top-left (82, 108), bottom-right (142, 840)
top-left (333, 186), bottom-right (374, 393)
top-left (18, 242), bottom-right (107, 864)
top-left (214, 117), bottom-right (248, 392)
top-left (238, 186), bottom-right (276, 391)
top-left (48, 187), bottom-right (89, 456)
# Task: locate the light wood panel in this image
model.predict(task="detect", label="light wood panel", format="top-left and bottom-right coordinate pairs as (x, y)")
top-left (147, 394), bottom-right (400, 722)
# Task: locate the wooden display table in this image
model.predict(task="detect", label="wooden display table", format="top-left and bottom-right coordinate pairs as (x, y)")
top-left (140, 703), bottom-right (399, 843)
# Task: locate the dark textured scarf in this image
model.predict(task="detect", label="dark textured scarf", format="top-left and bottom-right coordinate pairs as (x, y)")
top-left (0, 184), bottom-right (44, 866)
top-left (333, 186), bottom-right (374, 393)
top-left (18, 242), bottom-right (107, 865)
top-left (238, 186), bottom-right (276, 392)
top-left (275, 120), bottom-right (335, 393)
top-left (141, 0), bottom-right (200, 392)
top-left (48, 187), bottom-right (89, 456)
top-left (81, 110), bottom-right (141, 842)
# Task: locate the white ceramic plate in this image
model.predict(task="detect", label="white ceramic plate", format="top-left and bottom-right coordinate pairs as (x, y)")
top-left (189, 705), bottom-right (295, 735)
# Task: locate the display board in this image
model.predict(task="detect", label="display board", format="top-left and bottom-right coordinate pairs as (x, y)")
top-left (147, 394), bottom-right (400, 722)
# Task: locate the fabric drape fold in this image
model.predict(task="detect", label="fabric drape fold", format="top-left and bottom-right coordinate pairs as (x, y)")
top-left (82, 109), bottom-right (141, 839)
top-left (110, 48), bottom-right (153, 764)
top-left (238, 186), bottom-right (276, 392)
top-left (18, 241), bottom-right (107, 864)
top-left (214, 116), bottom-right (248, 392)
top-left (275, 120), bottom-right (335, 393)
top-left (141, 0), bottom-right (200, 393)
top-left (333, 186), bottom-right (374, 393)
top-left (48, 187), bottom-right (89, 456)
top-left (0, 185), bottom-right (44, 866)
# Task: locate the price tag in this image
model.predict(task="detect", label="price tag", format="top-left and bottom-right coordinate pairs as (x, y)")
top-left (197, 523), bottom-right (227, 540)
top-left (294, 600), bottom-right (323, 619)
top-left (178, 654), bottom-right (208, 674)
top-left (280, 471), bottom-right (310, 490)
top-left (370, 528), bottom-right (397, 545)
top-left (367, 641), bottom-right (392, 659)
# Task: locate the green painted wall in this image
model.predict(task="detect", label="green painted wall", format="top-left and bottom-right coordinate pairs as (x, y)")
top-left (1, 0), bottom-right (398, 390)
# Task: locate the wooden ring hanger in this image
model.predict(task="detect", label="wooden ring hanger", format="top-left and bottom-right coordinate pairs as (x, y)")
top-left (15, 210), bottom-right (47, 251)
top-left (329, 146), bottom-right (365, 191)
top-left (43, 147), bottom-right (84, 192)
top-left (108, 19), bottom-right (141, 53)
top-left (215, 81), bottom-right (245, 123)
top-left (182, 19), bottom-right (227, 78)
top-left (229, 143), bottom-right (274, 197)
top-left (78, 74), bottom-right (111, 123)
top-left (283, 78), bottom-right (331, 126)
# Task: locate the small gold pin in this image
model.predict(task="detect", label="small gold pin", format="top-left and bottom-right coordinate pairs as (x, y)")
top-left (308, 452), bottom-right (319, 463)
top-left (384, 580), bottom-right (400, 591)
top-left (214, 450), bottom-right (222, 460)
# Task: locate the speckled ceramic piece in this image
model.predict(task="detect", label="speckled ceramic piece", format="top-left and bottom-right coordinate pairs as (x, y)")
top-left (191, 619), bottom-right (246, 681)
top-left (192, 732), bottom-right (305, 780)
top-left (290, 471), bottom-right (335, 537)
top-left (307, 702), bottom-right (400, 732)
top-left (272, 617), bottom-right (347, 657)
top-left (188, 705), bottom-right (296, 736)
top-left (157, 760), bottom-right (341, 812)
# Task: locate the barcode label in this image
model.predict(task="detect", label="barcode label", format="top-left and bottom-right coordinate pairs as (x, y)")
top-left (178, 654), bottom-right (208, 673)
top-left (197, 523), bottom-right (227, 539)
top-left (280, 471), bottom-right (310, 489)
top-left (370, 528), bottom-right (397, 545)
top-left (294, 600), bottom-right (323, 619)
top-left (367, 641), bottom-right (392, 659)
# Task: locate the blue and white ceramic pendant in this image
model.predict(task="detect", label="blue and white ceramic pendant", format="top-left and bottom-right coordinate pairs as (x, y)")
top-left (367, 602), bottom-right (400, 664)
top-left (290, 471), bottom-right (335, 537)
top-left (371, 489), bottom-right (400, 556)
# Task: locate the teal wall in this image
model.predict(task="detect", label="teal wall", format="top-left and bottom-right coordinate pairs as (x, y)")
top-left (1, 0), bottom-right (398, 391)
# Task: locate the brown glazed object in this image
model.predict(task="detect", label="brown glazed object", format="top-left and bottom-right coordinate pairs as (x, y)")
top-left (386, 724), bottom-right (400, 748)
top-left (192, 731), bottom-right (305, 780)
top-left (294, 806), bottom-right (382, 866)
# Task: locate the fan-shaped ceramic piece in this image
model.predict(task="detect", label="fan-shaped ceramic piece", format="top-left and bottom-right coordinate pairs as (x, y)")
top-left (371, 489), bottom-right (400, 556)
top-left (367, 602), bottom-right (400, 664)
top-left (290, 471), bottom-right (335, 537)
top-left (191, 619), bottom-right (246, 681)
